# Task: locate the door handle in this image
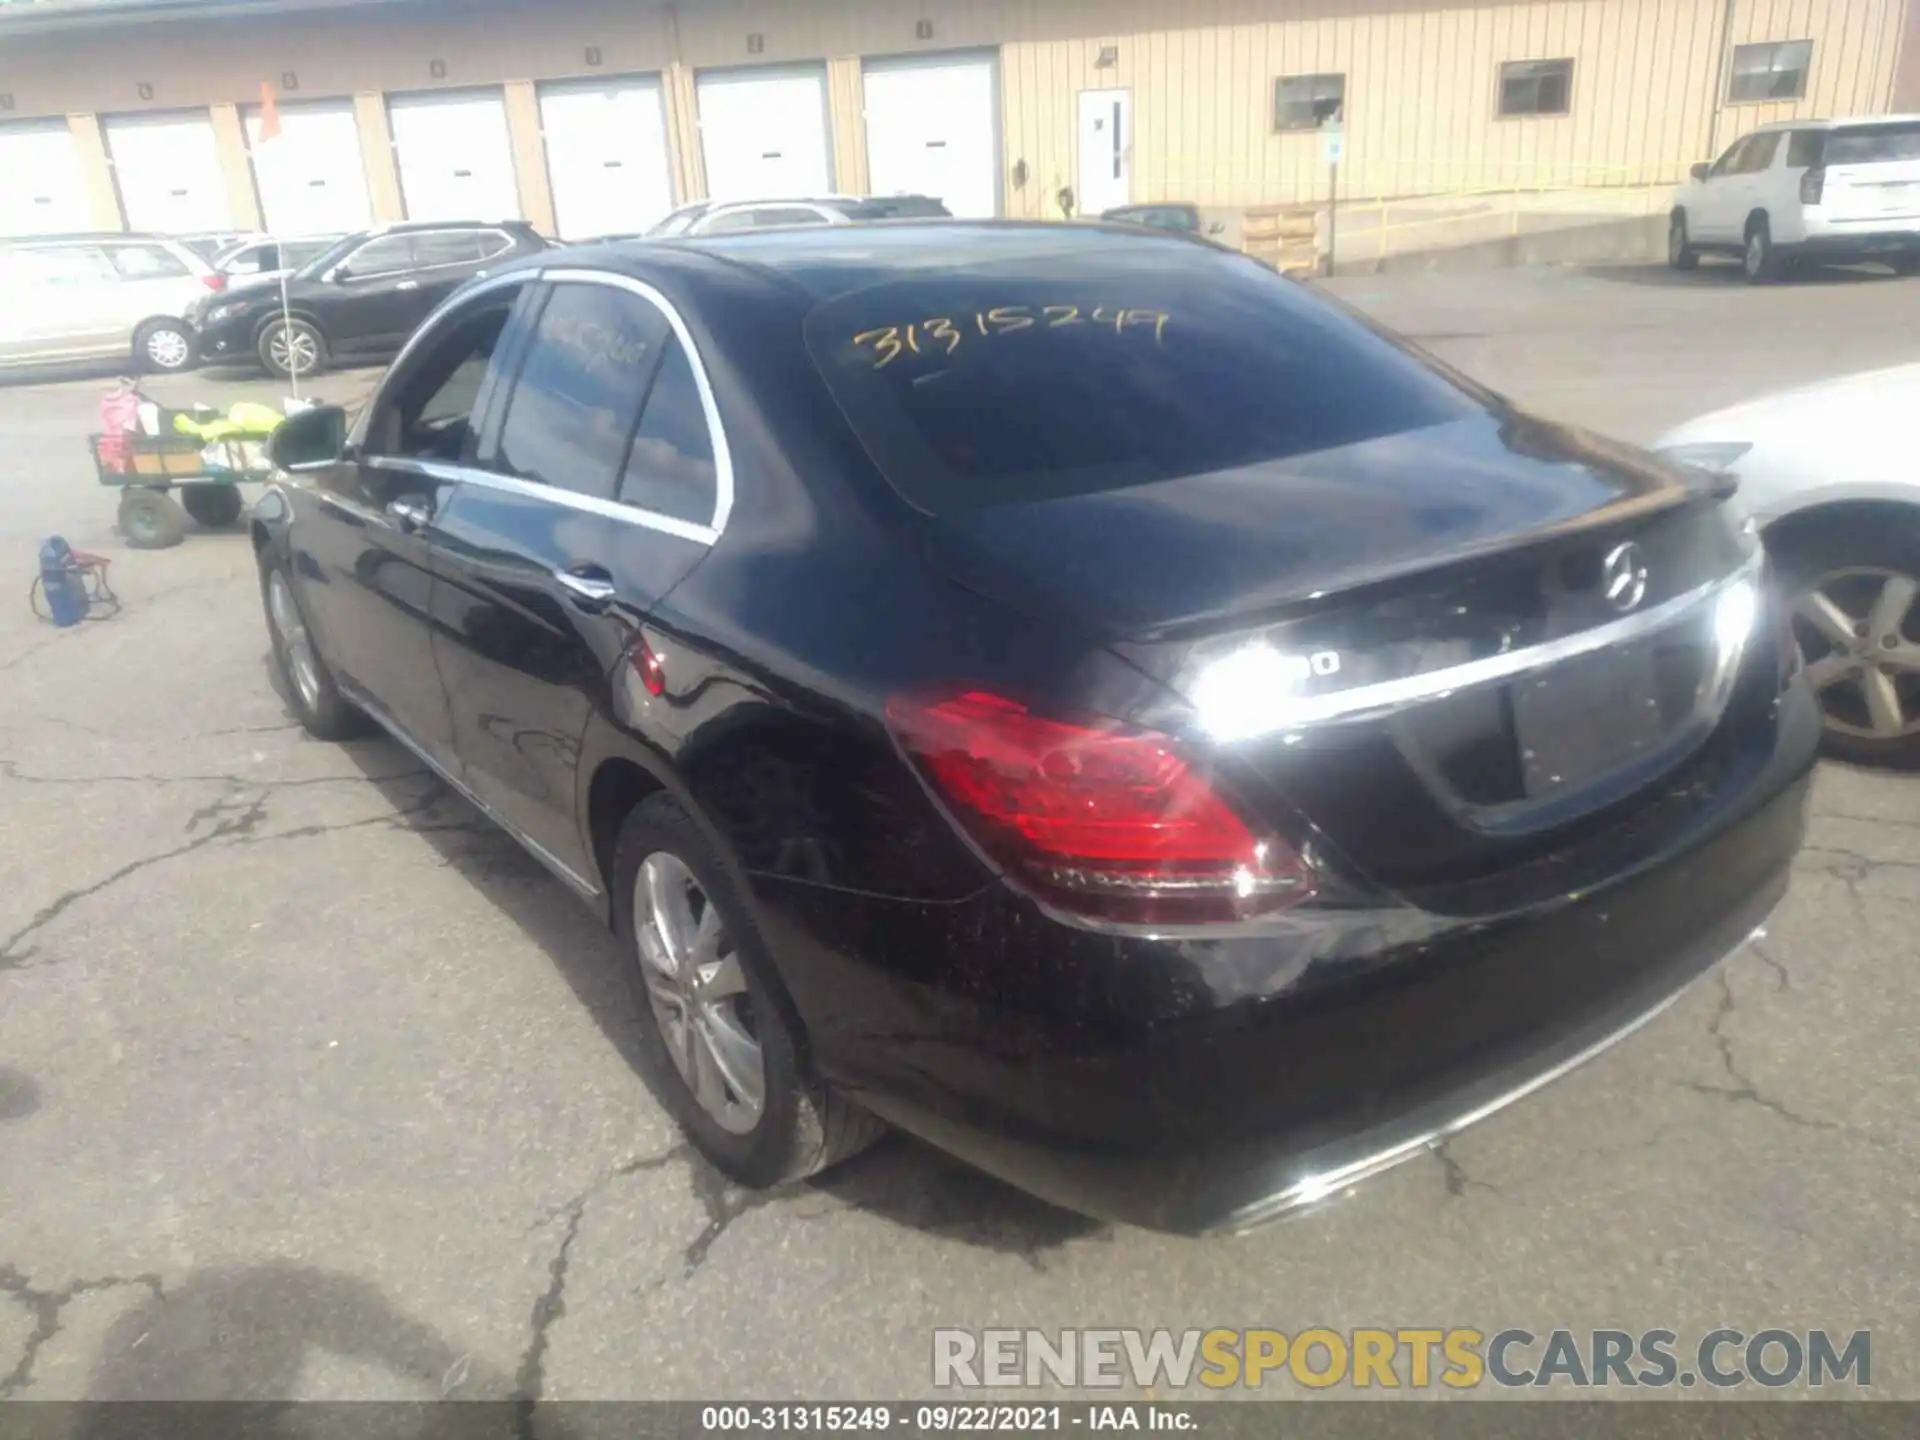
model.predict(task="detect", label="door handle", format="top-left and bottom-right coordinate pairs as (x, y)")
top-left (555, 566), bottom-right (618, 610)
top-left (396, 280), bottom-right (420, 291)
top-left (386, 495), bottom-right (433, 532)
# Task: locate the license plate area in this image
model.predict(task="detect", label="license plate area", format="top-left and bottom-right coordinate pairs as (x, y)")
top-left (1512, 643), bottom-right (1668, 797)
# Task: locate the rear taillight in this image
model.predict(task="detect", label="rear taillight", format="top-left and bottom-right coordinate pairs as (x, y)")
top-left (1801, 168), bottom-right (1826, 205)
top-left (201, 273), bottom-right (227, 292)
top-left (886, 689), bottom-right (1316, 924)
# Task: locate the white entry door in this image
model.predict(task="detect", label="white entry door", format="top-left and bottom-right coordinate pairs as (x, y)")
top-left (863, 54), bottom-right (999, 218)
top-left (387, 91), bottom-right (521, 222)
top-left (696, 68), bottom-right (833, 201)
top-left (245, 101), bottom-right (372, 236)
top-left (539, 78), bottom-right (676, 239)
top-left (0, 122), bottom-right (91, 236)
top-left (1076, 88), bottom-right (1131, 216)
top-left (104, 112), bottom-right (234, 233)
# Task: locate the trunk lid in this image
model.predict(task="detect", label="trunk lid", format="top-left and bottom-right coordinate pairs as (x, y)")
top-left (929, 411), bottom-right (1766, 914)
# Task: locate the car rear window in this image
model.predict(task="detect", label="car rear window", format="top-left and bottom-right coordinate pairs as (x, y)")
top-left (801, 252), bottom-right (1480, 513)
top-left (1825, 122), bottom-right (1920, 165)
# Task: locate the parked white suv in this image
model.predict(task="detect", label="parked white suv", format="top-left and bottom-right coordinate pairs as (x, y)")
top-left (1669, 116), bottom-right (1920, 281)
top-left (0, 233), bottom-right (215, 372)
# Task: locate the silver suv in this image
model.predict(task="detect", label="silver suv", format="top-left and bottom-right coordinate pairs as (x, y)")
top-left (0, 234), bottom-right (216, 373)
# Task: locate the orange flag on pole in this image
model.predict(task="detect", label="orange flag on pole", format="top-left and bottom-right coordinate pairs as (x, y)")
top-left (258, 81), bottom-right (281, 143)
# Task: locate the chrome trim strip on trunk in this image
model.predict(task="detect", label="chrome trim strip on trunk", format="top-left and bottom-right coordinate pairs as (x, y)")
top-left (1201, 544), bottom-right (1766, 738)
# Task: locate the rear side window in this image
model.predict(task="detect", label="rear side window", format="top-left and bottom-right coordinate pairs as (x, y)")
top-left (1786, 130), bottom-right (1826, 168)
top-left (8, 247), bottom-right (113, 285)
top-left (494, 283), bottom-right (670, 498)
top-left (106, 243), bottom-right (190, 279)
top-left (618, 338), bottom-right (717, 524)
top-left (804, 254), bottom-right (1480, 514)
top-left (1826, 122), bottom-right (1920, 165)
top-left (412, 231), bottom-right (486, 267)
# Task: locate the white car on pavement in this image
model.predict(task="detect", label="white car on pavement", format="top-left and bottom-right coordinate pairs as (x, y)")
top-left (1669, 115), bottom-right (1920, 281)
top-left (1656, 363), bottom-right (1920, 765)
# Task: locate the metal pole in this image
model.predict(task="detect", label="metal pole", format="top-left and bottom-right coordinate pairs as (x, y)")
top-left (278, 257), bottom-right (298, 403)
top-left (1326, 159), bottom-right (1338, 277)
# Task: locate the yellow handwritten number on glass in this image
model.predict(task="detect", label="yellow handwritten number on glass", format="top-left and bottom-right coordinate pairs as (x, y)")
top-left (853, 326), bottom-right (905, 369)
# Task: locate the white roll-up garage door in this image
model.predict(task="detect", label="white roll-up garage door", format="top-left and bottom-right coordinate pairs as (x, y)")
top-left (538, 77), bottom-right (676, 240)
top-left (0, 122), bottom-right (91, 236)
top-left (104, 112), bottom-right (234, 233)
top-left (863, 53), bottom-right (1000, 218)
top-left (387, 90), bottom-right (521, 223)
top-left (696, 67), bottom-right (833, 201)
top-left (245, 101), bottom-right (373, 236)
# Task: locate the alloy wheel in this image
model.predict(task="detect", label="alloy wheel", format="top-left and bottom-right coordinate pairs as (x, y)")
top-left (633, 851), bottom-right (765, 1135)
top-left (269, 325), bottom-right (319, 376)
top-left (1793, 567), bottom-right (1920, 742)
top-left (1744, 232), bottom-right (1765, 278)
top-left (267, 571), bottom-right (323, 714)
top-left (1668, 221), bottom-right (1685, 266)
top-left (146, 327), bottom-right (191, 370)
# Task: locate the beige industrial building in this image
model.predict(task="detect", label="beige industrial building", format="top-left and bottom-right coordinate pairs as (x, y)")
top-left (1, 0), bottom-right (1916, 242)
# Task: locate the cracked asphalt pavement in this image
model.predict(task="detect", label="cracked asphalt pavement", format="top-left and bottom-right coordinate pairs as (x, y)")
top-left (3, 263), bottom-right (1918, 1404)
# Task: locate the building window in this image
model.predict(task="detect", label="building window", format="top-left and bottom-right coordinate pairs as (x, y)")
top-left (1498, 58), bottom-right (1573, 117)
top-left (1728, 40), bottom-right (1813, 103)
top-left (1274, 73), bottom-right (1345, 132)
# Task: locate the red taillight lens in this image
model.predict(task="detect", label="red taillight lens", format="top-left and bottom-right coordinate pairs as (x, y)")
top-left (886, 689), bottom-right (1315, 923)
top-left (1801, 168), bottom-right (1826, 205)
top-left (201, 273), bottom-right (227, 292)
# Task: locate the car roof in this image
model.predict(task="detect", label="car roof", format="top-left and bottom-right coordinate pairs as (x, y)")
top-left (1750, 113), bottom-right (1920, 132)
top-left (535, 219), bottom-right (1234, 304)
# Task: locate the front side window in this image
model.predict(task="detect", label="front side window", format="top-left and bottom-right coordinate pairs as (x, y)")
top-left (1738, 131), bottom-right (1782, 172)
top-left (340, 235), bottom-right (414, 279)
top-left (698, 208), bottom-right (764, 235)
top-left (494, 283), bottom-right (671, 498)
top-left (750, 207), bottom-right (832, 228)
top-left (1710, 136), bottom-right (1752, 177)
top-left (1729, 40), bottom-right (1813, 103)
top-left (1499, 58), bottom-right (1573, 117)
top-left (619, 337), bottom-right (718, 524)
top-left (366, 287), bottom-right (524, 463)
top-left (1274, 73), bottom-right (1345, 132)
top-left (106, 243), bottom-right (191, 279)
top-left (804, 254), bottom-right (1479, 515)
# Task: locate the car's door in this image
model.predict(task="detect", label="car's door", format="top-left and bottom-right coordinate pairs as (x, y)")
top-left (1725, 130), bottom-right (1782, 235)
top-left (1692, 136), bottom-right (1755, 241)
top-left (317, 233), bottom-right (423, 352)
top-left (291, 279), bottom-right (534, 761)
top-left (429, 271), bottom-right (728, 883)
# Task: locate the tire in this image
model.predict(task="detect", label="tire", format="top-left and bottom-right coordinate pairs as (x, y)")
top-left (260, 559), bottom-right (368, 740)
top-left (179, 482), bottom-right (245, 529)
top-left (1742, 216), bottom-right (1780, 284)
top-left (1667, 212), bottom-right (1699, 271)
top-left (117, 489), bottom-right (187, 549)
top-left (258, 317), bottom-right (328, 379)
top-left (612, 793), bottom-right (884, 1188)
top-left (134, 319), bottom-right (195, 374)
top-left (1770, 520), bottom-right (1920, 768)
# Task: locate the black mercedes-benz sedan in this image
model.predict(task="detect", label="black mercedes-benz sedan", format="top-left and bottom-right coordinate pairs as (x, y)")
top-left (253, 222), bottom-right (1818, 1234)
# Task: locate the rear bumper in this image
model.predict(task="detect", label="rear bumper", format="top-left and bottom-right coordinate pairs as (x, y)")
top-left (1790, 227), bottom-right (1920, 261)
top-left (750, 680), bottom-right (1819, 1234)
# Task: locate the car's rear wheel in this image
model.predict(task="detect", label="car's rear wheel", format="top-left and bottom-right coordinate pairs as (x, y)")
top-left (135, 319), bottom-right (195, 374)
top-left (612, 794), bottom-right (883, 1187)
top-left (1773, 524), bottom-right (1920, 767)
top-left (1667, 212), bottom-right (1699, 271)
top-left (258, 318), bottom-right (328, 379)
top-left (1742, 217), bottom-right (1779, 284)
top-left (261, 561), bottom-right (367, 740)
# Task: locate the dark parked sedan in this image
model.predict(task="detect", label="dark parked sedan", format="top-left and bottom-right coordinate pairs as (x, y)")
top-left (193, 220), bottom-right (547, 377)
top-left (253, 223), bottom-right (1817, 1233)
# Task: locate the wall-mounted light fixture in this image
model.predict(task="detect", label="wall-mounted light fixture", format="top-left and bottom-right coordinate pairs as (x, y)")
top-left (429, 59), bottom-right (447, 78)
top-left (746, 33), bottom-right (765, 54)
top-left (136, 81), bottom-right (155, 99)
top-left (0, 95), bottom-right (14, 112)
top-left (585, 46), bottom-right (603, 66)
top-left (281, 71), bottom-right (299, 91)
top-left (916, 20), bottom-right (933, 40)
top-left (1095, 45), bottom-right (1119, 68)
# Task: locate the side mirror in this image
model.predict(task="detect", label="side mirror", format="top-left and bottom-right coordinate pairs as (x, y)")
top-left (1690, 162), bottom-right (1711, 182)
top-left (267, 404), bottom-right (349, 472)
